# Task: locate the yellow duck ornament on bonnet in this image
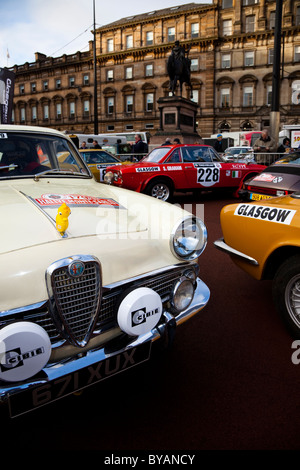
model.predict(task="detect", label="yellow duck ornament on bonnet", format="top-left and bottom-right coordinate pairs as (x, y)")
top-left (56, 203), bottom-right (71, 236)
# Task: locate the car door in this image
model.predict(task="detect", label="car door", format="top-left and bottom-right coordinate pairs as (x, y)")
top-left (161, 148), bottom-right (188, 190)
top-left (182, 146), bottom-right (222, 189)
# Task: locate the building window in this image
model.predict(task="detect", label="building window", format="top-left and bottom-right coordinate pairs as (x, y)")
top-left (107, 69), bottom-right (114, 81)
top-left (245, 15), bottom-right (255, 33)
top-left (125, 66), bottom-right (133, 79)
top-left (107, 125), bottom-right (115, 131)
top-left (31, 106), bottom-right (37, 121)
top-left (69, 77), bottom-right (75, 87)
top-left (146, 31), bottom-right (153, 45)
top-left (107, 39), bottom-right (114, 52)
top-left (125, 124), bottom-right (134, 130)
top-left (221, 53), bottom-right (231, 68)
top-left (83, 74), bottom-right (89, 85)
top-left (84, 99), bottom-right (90, 116)
top-left (296, 6), bottom-right (300, 26)
top-left (20, 108), bottom-right (25, 122)
top-left (270, 11), bottom-right (276, 29)
top-left (294, 45), bottom-right (300, 62)
top-left (243, 86), bottom-right (253, 106)
top-left (267, 85), bottom-right (272, 106)
top-left (126, 95), bottom-right (133, 113)
top-left (145, 64), bottom-right (153, 76)
top-left (190, 58), bottom-right (199, 71)
top-left (43, 104), bottom-right (49, 119)
top-left (43, 81), bottom-right (48, 91)
top-left (268, 49), bottom-right (274, 65)
top-left (242, 0), bottom-right (258, 5)
top-left (31, 82), bottom-right (36, 93)
top-left (146, 93), bottom-right (154, 112)
top-left (56, 79), bottom-right (61, 89)
top-left (108, 97), bottom-right (114, 114)
top-left (69, 102), bottom-right (75, 118)
top-left (168, 27), bottom-right (175, 42)
top-left (221, 88), bottom-right (230, 108)
top-left (222, 0), bottom-right (233, 7)
top-left (244, 51), bottom-right (254, 67)
top-left (191, 89), bottom-right (199, 104)
top-left (191, 23), bottom-right (199, 38)
top-left (126, 35), bottom-right (133, 49)
top-left (56, 103), bottom-right (62, 119)
top-left (222, 19), bottom-right (232, 36)
top-left (292, 80), bottom-right (300, 104)
top-left (19, 84), bottom-right (25, 94)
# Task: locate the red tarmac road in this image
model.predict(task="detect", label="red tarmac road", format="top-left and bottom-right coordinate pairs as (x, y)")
top-left (4, 192), bottom-right (300, 451)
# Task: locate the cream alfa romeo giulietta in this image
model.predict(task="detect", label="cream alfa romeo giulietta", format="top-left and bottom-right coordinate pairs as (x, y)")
top-left (0, 125), bottom-right (209, 417)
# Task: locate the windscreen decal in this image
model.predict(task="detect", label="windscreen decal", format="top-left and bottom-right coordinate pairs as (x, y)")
top-left (234, 203), bottom-right (296, 224)
top-left (35, 194), bottom-right (123, 208)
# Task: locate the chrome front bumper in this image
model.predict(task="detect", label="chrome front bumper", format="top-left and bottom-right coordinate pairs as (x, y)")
top-left (214, 238), bottom-right (259, 266)
top-left (1, 277), bottom-right (210, 417)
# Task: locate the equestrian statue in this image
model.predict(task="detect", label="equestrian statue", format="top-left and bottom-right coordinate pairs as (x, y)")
top-left (167, 41), bottom-right (193, 99)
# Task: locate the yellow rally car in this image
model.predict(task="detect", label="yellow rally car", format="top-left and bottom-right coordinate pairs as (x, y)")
top-left (214, 193), bottom-right (300, 338)
top-left (79, 149), bottom-right (122, 182)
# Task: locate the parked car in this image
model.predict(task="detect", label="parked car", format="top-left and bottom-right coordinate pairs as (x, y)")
top-left (0, 125), bottom-right (210, 417)
top-left (79, 148), bottom-right (122, 182)
top-left (239, 150), bottom-right (300, 201)
top-left (104, 144), bottom-right (266, 202)
top-left (214, 193), bottom-right (300, 338)
top-left (222, 146), bottom-right (254, 163)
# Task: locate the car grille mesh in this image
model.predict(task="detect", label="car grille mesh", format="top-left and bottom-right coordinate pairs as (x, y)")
top-left (52, 262), bottom-right (100, 345)
top-left (7, 265), bottom-right (191, 347)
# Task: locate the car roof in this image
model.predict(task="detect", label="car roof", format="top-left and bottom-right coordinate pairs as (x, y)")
top-left (0, 124), bottom-right (65, 137)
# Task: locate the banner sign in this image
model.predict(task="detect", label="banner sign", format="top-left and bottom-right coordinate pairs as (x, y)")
top-left (0, 68), bottom-right (15, 124)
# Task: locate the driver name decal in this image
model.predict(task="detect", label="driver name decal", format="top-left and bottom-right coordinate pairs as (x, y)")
top-left (35, 194), bottom-right (121, 208)
top-left (234, 204), bottom-right (296, 224)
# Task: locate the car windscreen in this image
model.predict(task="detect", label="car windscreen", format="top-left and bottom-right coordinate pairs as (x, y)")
top-left (142, 147), bottom-right (170, 162)
top-left (0, 132), bottom-right (90, 179)
top-left (275, 152), bottom-right (300, 165)
top-left (80, 150), bottom-right (120, 164)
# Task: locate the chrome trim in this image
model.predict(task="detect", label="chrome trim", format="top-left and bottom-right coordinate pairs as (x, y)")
top-left (214, 238), bottom-right (259, 266)
top-left (0, 277), bottom-right (210, 408)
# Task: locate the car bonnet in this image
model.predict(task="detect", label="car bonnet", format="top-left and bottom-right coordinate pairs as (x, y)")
top-left (0, 179), bottom-right (149, 254)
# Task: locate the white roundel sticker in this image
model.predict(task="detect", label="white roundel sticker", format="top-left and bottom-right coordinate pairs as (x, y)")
top-left (0, 322), bottom-right (51, 382)
top-left (117, 287), bottom-right (163, 336)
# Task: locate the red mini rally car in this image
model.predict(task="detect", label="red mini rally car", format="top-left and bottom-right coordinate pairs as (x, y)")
top-left (104, 144), bottom-right (266, 201)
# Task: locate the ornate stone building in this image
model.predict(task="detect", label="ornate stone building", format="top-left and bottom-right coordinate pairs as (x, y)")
top-left (9, 0), bottom-right (300, 139)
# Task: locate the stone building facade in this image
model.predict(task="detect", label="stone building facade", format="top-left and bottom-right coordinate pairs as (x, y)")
top-left (9, 0), bottom-right (300, 140)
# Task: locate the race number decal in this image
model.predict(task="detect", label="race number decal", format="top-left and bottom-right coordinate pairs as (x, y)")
top-left (196, 164), bottom-right (220, 187)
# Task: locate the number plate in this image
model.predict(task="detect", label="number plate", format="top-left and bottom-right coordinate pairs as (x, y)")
top-left (250, 193), bottom-right (273, 201)
top-left (8, 342), bottom-right (151, 418)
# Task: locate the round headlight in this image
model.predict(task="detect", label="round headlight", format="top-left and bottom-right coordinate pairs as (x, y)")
top-left (172, 279), bottom-right (194, 311)
top-left (104, 171), bottom-right (114, 184)
top-left (170, 216), bottom-right (207, 260)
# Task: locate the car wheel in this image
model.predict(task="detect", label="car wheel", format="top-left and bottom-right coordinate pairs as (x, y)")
top-left (145, 179), bottom-right (173, 202)
top-left (273, 255), bottom-right (300, 338)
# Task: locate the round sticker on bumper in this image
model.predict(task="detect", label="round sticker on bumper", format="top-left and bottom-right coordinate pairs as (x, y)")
top-left (117, 287), bottom-right (163, 336)
top-left (0, 322), bottom-right (51, 382)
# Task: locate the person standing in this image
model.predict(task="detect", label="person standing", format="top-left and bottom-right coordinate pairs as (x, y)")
top-left (80, 141), bottom-right (87, 149)
top-left (213, 134), bottom-right (223, 153)
top-left (92, 139), bottom-right (101, 149)
top-left (253, 129), bottom-right (276, 164)
top-left (173, 138), bottom-right (181, 144)
top-left (132, 134), bottom-right (146, 155)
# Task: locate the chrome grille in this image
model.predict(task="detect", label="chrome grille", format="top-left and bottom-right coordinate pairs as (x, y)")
top-left (3, 263), bottom-right (196, 347)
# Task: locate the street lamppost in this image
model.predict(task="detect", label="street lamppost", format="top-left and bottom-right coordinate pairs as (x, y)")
top-left (270, 0), bottom-right (283, 147)
top-left (93, 0), bottom-right (99, 135)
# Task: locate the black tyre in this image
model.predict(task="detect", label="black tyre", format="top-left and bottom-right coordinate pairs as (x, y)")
top-left (145, 179), bottom-right (173, 202)
top-left (273, 255), bottom-right (300, 338)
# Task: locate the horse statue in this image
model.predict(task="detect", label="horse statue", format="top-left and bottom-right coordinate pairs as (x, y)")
top-left (167, 41), bottom-right (193, 99)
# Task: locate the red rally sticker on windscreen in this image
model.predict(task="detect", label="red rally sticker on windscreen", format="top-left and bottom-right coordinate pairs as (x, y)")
top-left (35, 194), bottom-right (121, 207)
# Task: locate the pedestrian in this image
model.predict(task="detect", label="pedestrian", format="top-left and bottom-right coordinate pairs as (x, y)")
top-left (132, 134), bottom-right (146, 155)
top-left (162, 138), bottom-right (171, 146)
top-left (92, 139), bottom-right (101, 149)
top-left (80, 141), bottom-right (87, 149)
top-left (213, 134), bottom-right (223, 153)
top-left (253, 129), bottom-right (276, 164)
top-left (173, 138), bottom-right (181, 144)
top-left (277, 137), bottom-right (291, 153)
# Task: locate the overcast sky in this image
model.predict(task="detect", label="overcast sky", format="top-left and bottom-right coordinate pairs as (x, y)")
top-left (0, 0), bottom-right (211, 67)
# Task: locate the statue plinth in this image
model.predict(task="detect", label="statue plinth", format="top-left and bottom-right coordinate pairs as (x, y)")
top-left (151, 96), bottom-right (201, 146)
